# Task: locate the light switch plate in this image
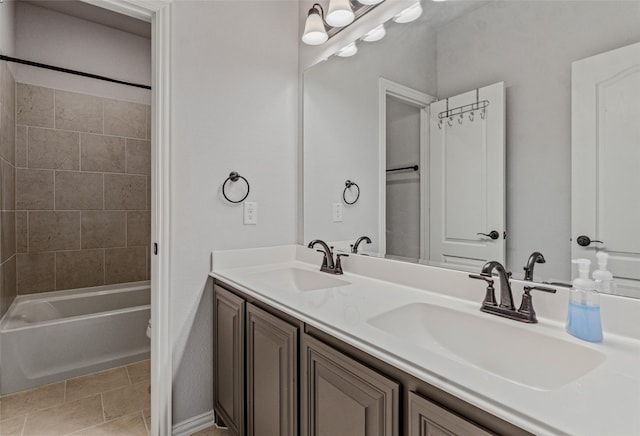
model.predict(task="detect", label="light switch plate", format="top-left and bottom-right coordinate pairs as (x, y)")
top-left (332, 203), bottom-right (343, 222)
top-left (244, 202), bottom-right (257, 225)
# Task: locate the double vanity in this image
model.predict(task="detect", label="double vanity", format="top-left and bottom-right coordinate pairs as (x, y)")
top-left (210, 245), bottom-right (640, 435)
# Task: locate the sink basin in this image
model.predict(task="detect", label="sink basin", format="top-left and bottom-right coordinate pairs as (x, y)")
top-left (368, 303), bottom-right (606, 390)
top-left (245, 267), bottom-right (350, 292)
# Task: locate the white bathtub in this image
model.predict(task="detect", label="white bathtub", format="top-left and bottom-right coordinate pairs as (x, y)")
top-left (0, 282), bottom-right (150, 395)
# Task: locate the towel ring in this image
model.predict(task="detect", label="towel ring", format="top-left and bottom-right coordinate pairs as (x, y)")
top-left (222, 171), bottom-right (250, 203)
top-left (343, 180), bottom-right (360, 205)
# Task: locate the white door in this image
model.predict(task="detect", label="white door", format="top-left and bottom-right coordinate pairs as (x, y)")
top-left (572, 42), bottom-right (640, 295)
top-left (429, 82), bottom-right (506, 269)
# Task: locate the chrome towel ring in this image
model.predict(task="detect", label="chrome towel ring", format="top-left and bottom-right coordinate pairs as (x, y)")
top-left (343, 180), bottom-right (360, 205)
top-left (222, 171), bottom-right (250, 203)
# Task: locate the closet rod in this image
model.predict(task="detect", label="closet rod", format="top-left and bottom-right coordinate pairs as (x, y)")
top-left (0, 55), bottom-right (151, 90)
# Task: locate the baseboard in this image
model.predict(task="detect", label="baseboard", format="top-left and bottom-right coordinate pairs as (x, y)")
top-left (172, 410), bottom-right (216, 436)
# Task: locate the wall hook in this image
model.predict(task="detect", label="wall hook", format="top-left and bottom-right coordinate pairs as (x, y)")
top-left (447, 117), bottom-right (453, 127)
top-left (469, 111), bottom-right (474, 122)
top-left (458, 114), bottom-right (464, 125)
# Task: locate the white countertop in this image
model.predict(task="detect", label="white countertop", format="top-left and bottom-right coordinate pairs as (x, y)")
top-left (210, 245), bottom-right (640, 436)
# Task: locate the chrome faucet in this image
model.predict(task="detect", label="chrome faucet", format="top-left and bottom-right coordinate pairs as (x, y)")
top-left (307, 240), bottom-right (348, 275)
top-left (350, 236), bottom-right (371, 254)
top-left (523, 251), bottom-right (545, 281)
top-left (470, 260), bottom-right (556, 323)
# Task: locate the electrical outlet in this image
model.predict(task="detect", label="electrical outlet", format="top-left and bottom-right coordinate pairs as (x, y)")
top-left (244, 202), bottom-right (257, 225)
top-left (332, 203), bottom-right (343, 222)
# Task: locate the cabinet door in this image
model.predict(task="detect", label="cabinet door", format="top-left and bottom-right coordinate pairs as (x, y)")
top-left (301, 334), bottom-right (399, 436)
top-left (213, 285), bottom-right (245, 436)
top-left (408, 392), bottom-right (492, 436)
top-left (246, 304), bottom-right (298, 436)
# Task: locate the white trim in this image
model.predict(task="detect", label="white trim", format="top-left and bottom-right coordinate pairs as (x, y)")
top-left (378, 78), bottom-right (435, 259)
top-left (78, 1), bottom-right (173, 436)
top-left (171, 410), bottom-right (216, 436)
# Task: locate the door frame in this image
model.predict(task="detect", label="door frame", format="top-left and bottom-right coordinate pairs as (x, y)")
top-left (80, 1), bottom-right (173, 435)
top-left (378, 78), bottom-right (435, 259)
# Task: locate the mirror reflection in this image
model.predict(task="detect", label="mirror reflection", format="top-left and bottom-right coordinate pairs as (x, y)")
top-left (303, 0), bottom-right (640, 298)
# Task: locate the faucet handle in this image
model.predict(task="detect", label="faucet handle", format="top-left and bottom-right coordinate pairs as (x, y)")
top-left (523, 285), bottom-right (557, 295)
top-left (518, 285), bottom-right (557, 323)
top-left (469, 274), bottom-right (497, 307)
top-left (335, 253), bottom-right (349, 275)
top-left (469, 273), bottom-right (494, 284)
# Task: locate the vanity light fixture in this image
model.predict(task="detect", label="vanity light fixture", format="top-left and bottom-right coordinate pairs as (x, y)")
top-left (336, 42), bottom-right (358, 57)
top-left (357, 0), bottom-right (384, 4)
top-left (302, 4), bottom-right (329, 45)
top-left (326, 0), bottom-right (355, 27)
top-left (393, 2), bottom-right (423, 24)
top-left (362, 23), bottom-right (386, 42)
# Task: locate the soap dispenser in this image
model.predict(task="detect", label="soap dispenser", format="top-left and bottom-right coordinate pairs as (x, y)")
top-left (567, 259), bottom-right (603, 343)
top-left (593, 251), bottom-right (616, 294)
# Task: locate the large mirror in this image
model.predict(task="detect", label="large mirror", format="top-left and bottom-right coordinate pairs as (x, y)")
top-left (303, 0), bottom-right (640, 298)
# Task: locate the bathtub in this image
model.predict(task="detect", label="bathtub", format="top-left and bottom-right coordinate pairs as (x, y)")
top-left (0, 281), bottom-right (150, 395)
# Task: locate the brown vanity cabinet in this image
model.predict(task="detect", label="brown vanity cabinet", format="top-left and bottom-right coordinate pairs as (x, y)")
top-left (408, 391), bottom-right (492, 436)
top-left (213, 285), bottom-right (245, 436)
top-left (246, 303), bottom-right (298, 436)
top-left (301, 334), bottom-right (400, 436)
top-left (213, 280), bottom-right (529, 436)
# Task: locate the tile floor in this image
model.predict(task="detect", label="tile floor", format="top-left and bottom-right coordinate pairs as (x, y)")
top-left (0, 360), bottom-right (150, 436)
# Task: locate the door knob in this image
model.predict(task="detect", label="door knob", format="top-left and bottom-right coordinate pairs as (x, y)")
top-left (477, 231), bottom-right (500, 240)
top-left (576, 235), bottom-right (603, 247)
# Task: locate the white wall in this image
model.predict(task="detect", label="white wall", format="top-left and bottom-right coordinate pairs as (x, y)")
top-left (303, 17), bottom-right (437, 253)
top-left (14, 1), bottom-right (151, 104)
top-left (437, 1), bottom-right (640, 281)
top-left (169, 0), bottom-right (299, 423)
top-left (0, 0), bottom-right (15, 56)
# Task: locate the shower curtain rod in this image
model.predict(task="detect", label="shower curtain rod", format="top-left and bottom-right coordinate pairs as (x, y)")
top-left (0, 55), bottom-right (151, 90)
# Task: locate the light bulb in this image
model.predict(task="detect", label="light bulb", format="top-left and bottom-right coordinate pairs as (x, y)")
top-left (302, 7), bottom-right (328, 45)
top-left (362, 24), bottom-right (386, 42)
top-left (326, 0), bottom-right (355, 27)
top-left (336, 42), bottom-right (358, 57)
top-left (393, 2), bottom-right (423, 24)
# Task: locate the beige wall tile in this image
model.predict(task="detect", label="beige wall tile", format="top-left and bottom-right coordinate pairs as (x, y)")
top-left (2, 159), bottom-right (15, 210)
top-left (1, 62), bottom-right (16, 114)
top-left (0, 414), bottom-right (26, 436)
top-left (1, 211), bottom-right (16, 263)
top-left (16, 126), bottom-right (27, 168)
top-left (16, 84), bottom-right (54, 128)
top-left (101, 381), bottom-right (149, 421)
top-left (104, 174), bottom-right (146, 210)
top-left (142, 408), bottom-right (151, 432)
top-left (28, 128), bottom-right (79, 170)
top-left (28, 211), bottom-right (80, 252)
top-left (65, 367), bottom-right (130, 403)
top-left (126, 139), bottom-right (150, 175)
top-left (81, 211), bottom-right (126, 249)
top-left (17, 252), bottom-right (55, 294)
top-left (0, 381), bottom-right (64, 420)
top-left (81, 134), bottom-right (125, 173)
top-left (105, 247), bottom-right (146, 284)
top-left (55, 90), bottom-right (103, 134)
top-left (55, 171), bottom-right (103, 210)
top-left (22, 394), bottom-right (103, 436)
top-left (55, 249), bottom-right (104, 290)
top-left (0, 256), bottom-right (17, 319)
top-left (126, 360), bottom-right (150, 385)
top-left (16, 168), bottom-right (54, 210)
top-left (0, 108), bottom-right (16, 164)
top-left (70, 412), bottom-right (147, 436)
top-left (126, 211), bottom-right (150, 247)
top-left (146, 176), bottom-right (151, 210)
top-left (104, 99), bottom-right (147, 139)
top-left (16, 212), bottom-right (27, 253)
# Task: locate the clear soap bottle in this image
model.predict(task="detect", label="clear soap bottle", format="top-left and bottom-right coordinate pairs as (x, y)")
top-left (567, 259), bottom-right (603, 343)
top-left (593, 251), bottom-right (616, 294)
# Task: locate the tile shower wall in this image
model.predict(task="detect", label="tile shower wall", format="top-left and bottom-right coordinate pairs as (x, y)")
top-left (15, 83), bottom-right (151, 294)
top-left (0, 62), bottom-right (16, 317)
